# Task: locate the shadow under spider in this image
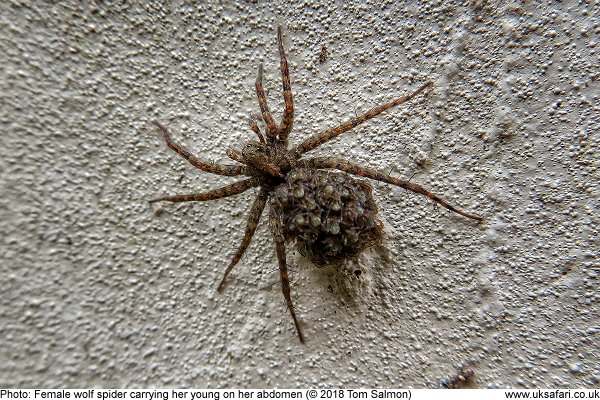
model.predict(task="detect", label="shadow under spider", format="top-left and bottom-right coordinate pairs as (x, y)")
top-left (150, 26), bottom-right (483, 344)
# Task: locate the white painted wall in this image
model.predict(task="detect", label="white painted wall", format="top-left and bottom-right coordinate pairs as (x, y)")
top-left (1, 1), bottom-right (597, 387)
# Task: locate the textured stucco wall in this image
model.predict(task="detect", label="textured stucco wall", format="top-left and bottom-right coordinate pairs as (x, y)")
top-left (1, 0), bottom-right (598, 388)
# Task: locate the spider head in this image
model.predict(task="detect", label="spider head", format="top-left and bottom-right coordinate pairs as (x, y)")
top-left (241, 140), bottom-right (267, 164)
top-left (242, 140), bottom-right (285, 178)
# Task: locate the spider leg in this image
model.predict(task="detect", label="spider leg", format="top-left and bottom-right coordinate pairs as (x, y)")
top-left (249, 116), bottom-right (265, 143)
top-left (153, 121), bottom-right (248, 176)
top-left (149, 178), bottom-right (259, 203)
top-left (217, 187), bottom-right (268, 292)
top-left (292, 81), bottom-right (433, 156)
top-left (255, 64), bottom-right (278, 141)
top-left (226, 148), bottom-right (245, 164)
top-left (269, 205), bottom-right (305, 343)
top-left (276, 26), bottom-right (294, 144)
top-left (299, 157), bottom-right (483, 221)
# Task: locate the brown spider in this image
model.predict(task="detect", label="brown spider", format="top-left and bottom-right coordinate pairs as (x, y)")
top-left (151, 27), bottom-right (482, 343)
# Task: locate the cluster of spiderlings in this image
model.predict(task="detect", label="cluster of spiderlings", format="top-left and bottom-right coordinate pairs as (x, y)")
top-left (272, 168), bottom-right (383, 266)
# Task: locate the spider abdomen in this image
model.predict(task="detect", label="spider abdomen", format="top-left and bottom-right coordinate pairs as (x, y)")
top-left (272, 169), bottom-right (384, 266)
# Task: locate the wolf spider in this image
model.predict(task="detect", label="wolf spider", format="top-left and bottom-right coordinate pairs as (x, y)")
top-left (151, 27), bottom-right (482, 343)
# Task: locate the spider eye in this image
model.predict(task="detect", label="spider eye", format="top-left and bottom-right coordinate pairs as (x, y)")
top-left (245, 142), bottom-right (263, 151)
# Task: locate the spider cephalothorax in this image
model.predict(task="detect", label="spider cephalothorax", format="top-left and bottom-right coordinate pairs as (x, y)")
top-left (239, 140), bottom-right (295, 181)
top-left (151, 27), bottom-right (482, 343)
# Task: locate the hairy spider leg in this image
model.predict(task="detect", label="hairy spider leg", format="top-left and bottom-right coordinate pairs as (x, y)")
top-left (226, 148), bottom-right (245, 164)
top-left (299, 157), bottom-right (483, 221)
top-left (218, 187), bottom-right (268, 292)
top-left (255, 64), bottom-right (278, 141)
top-left (293, 81), bottom-right (433, 156)
top-left (149, 178), bottom-right (259, 203)
top-left (153, 121), bottom-right (248, 176)
top-left (270, 207), bottom-right (305, 343)
top-left (249, 116), bottom-right (265, 143)
top-left (277, 26), bottom-right (294, 144)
